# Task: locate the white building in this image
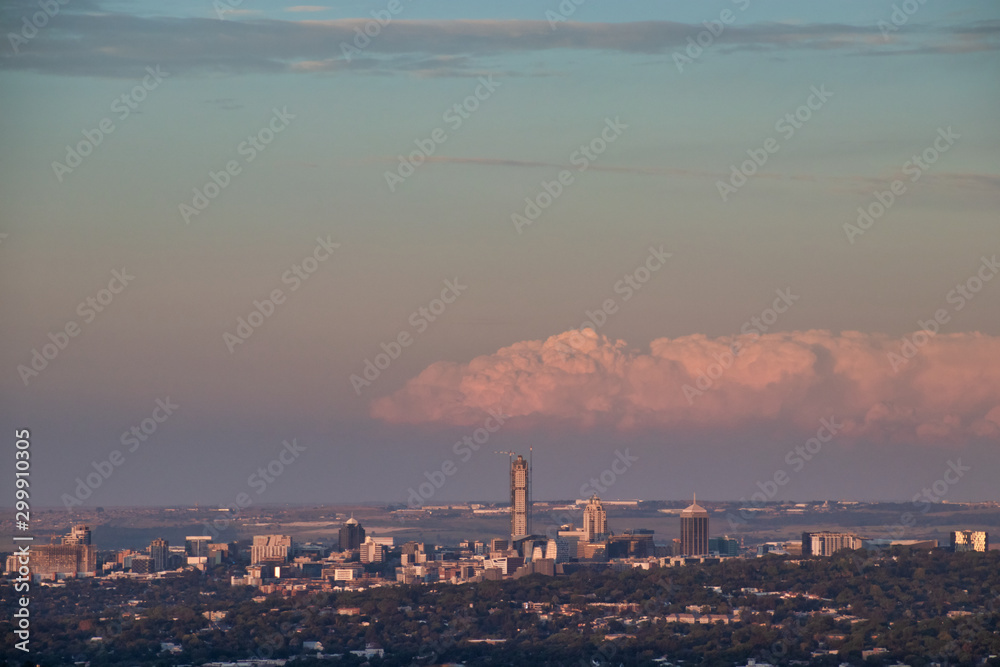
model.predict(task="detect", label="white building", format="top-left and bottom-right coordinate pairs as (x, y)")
top-left (803, 531), bottom-right (863, 556)
top-left (251, 535), bottom-right (293, 564)
top-left (334, 565), bottom-right (364, 581)
top-left (582, 495), bottom-right (608, 542)
top-left (360, 536), bottom-right (385, 563)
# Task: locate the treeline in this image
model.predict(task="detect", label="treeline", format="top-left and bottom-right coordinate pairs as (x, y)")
top-left (1, 549), bottom-right (998, 666)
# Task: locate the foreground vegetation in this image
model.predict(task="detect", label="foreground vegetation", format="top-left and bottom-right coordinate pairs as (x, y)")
top-left (1, 549), bottom-right (998, 666)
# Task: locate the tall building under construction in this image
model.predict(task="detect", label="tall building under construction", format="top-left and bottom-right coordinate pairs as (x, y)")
top-left (510, 453), bottom-right (531, 539)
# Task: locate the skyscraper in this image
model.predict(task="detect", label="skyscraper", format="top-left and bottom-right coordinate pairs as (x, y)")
top-left (679, 494), bottom-right (709, 556)
top-left (339, 516), bottom-right (365, 551)
top-left (510, 453), bottom-right (530, 538)
top-left (582, 494), bottom-right (608, 542)
top-left (150, 538), bottom-right (169, 572)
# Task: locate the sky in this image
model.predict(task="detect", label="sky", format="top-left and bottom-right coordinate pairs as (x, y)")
top-left (1, 0), bottom-right (998, 511)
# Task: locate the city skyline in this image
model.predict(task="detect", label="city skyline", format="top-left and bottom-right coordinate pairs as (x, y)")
top-left (14, 509), bottom-right (992, 583)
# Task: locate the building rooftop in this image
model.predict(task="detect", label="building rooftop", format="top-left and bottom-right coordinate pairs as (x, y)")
top-left (680, 494), bottom-right (709, 518)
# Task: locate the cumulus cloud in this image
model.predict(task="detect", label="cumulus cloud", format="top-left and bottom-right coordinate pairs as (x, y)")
top-left (370, 329), bottom-right (1000, 441)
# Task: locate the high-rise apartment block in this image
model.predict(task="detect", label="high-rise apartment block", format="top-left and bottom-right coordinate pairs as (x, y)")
top-left (360, 536), bottom-right (385, 563)
top-left (150, 538), bottom-right (169, 572)
top-left (802, 531), bottom-right (863, 556)
top-left (23, 526), bottom-right (96, 580)
top-left (251, 535), bottom-right (293, 564)
top-left (28, 545), bottom-right (97, 579)
top-left (951, 530), bottom-right (989, 553)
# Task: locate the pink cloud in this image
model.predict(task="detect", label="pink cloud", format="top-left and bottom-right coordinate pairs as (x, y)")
top-left (370, 329), bottom-right (1000, 441)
